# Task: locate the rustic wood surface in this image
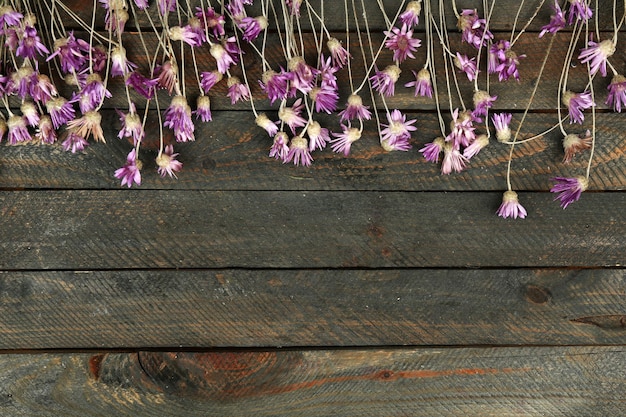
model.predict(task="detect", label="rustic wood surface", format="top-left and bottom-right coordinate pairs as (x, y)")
top-left (0, 269), bottom-right (625, 349)
top-left (1, 347), bottom-right (626, 416)
top-left (1, 0), bottom-right (625, 415)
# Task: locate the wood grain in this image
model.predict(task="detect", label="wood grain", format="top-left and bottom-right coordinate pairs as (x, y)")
top-left (0, 190), bottom-right (624, 270)
top-left (1, 346), bottom-right (626, 416)
top-left (1, 112), bottom-right (624, 190)
top-left (1, 269), bottom-right (626, 349)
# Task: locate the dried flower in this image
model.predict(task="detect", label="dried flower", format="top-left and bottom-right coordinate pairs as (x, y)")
top-left (327, 37), bottom-right (350, 68)
top-left (370, 65), bottom-right (401, 97)
top-left (419, 137), bottom-right (445, 163)
top-left (331, 125), bottom-right (362, 156)
top-left (562, 90), bottom-right (594, 124)
top-left (66, 111), bottom-right (106, 143)
top-left (454, 53), bottom-right (478, 81)
top-left (606, 74), bottom-right (626, 112)
top-left (578, 39), bottom-right (615, 77)
top-left (496, 191), bottom-right (527, 219)
top-left (255, 113), bottom-right (278, 137)
top-left (539, 1), bottom-right (566, 38)
top-left (285, 136), bottom-right (312, 166)
top-left (384, 24), bottom-right (421, 64)
top-left (550, 176), bottom-right (588, 208)
top-left (306, 121), bottom-right (330, 151)
top-left (404, 68), bottom-right (433, 98)
top-left (562, 131), bottom-right (592, 163)
top-left (399, 1), bottom-right (422, 27)
top-left (457, 9), bottom-right (493, 49)
top-left (492, 113), bottom-right (512, 142)
top-left (339, 93), bottom-right (372, 121)
top-left (115, 149), bottom-right (142, 188)
top-left (156, 145), bottom-right (183, 178)
top-left (463, 134), bottom-right (489, 159)
top-left (269, 132), bottom-right (289, 161)
top-left (278, 98), bottom-right (307, 134)
top-left (441, 142), bottom-right (468, 174)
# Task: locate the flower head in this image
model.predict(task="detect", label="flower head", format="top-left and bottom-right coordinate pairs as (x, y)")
top-left (492, 113), bottom-right (512, 142)
top-left (539, 1), bottom-right (566, 38)
top-left (327, 37), bottom-right (350, 68)
top-left (110, 46), bottom-right (137, 77)
top-left (278, 98), bottom-right (307, 134)
top-left (200, 70), bottom-right (223, 93)
top-left (339, 94), bottom-right (372, 121)
top-left (306, 121), bottom-right (331, 151)
top-left (210, 43), bottom-right (235, 74)
top-left (463, 134), bottom-right (489, 159)
top-left (239, 16), bottom-right (267, 42)
top-left (126, 72), bottom-right (159, 99)
top-left (46, 97), bottom-right (76, 129)
top-left (66, 110), bottom-right (106, 142)
top-left (62, 131), bottom-right (89, 153)
top-left (156, 61), bottom-right (179, 94)
top-left (117, 105), bottom-right (144, 145)
top-left (496, 190), bottom-right (527, 219)
top-left (260, 69), bottom-right (291, 104)
top-left (288, 56), bottom-right (319, 94)
top-left (310, 85), bottom-right (338, 114)
top-left (269, 132), bottom-right (289, 161)
top-left (578, 39), bottom-right (615, 77)
top-left (285, 136), bottom-right (313, 166)
top-left (380, 109), bottom-right (417, 146)
top-left (562, 131), bottom-right (592, 163)
top-left (331, 125), bottom-right (361, 156)
top-left (16, 25), bottom-right (49, 60)
top-left (399, 1), bottom-right (422, 27)
top-left (562, 90), bottom-right (594, 124)
top-left (606, 74), bottom-right (626, 112)
top-left (163, 95), bottom-right (195, 142)
top-left (7, 115), bottom-right (31, 144)
top-left (447, 109), bottom-right (475, 148)
top-left (115, 149), bottom-right (142, 188)
top-left (384, 24), bottom-right (421, 64)
top-left (195, 7), bottom-right (225, 37)
top-left (567, 0), bottom-right (592, 24)
top-left (226, 76), bottom-right (250, 105)
top-left (193, 95), bottom-right (212, 122)
top-left (472, 90), bottom-right (498, 120)
top-left (156, 145), bottom-right (183, 178)
top-left (370, 65), bottom-right (401, 97)
top-left (21, 101), bottom-right (40, 127)
top-left (35, 115), bottom-right (57, 144)
top-left (419, 137), bottom-right (445, 163)
top-left (405, 68), bottom-right (433, 98)
top-left (255, 113), bottom-right (278, 137)
top-left (550, 176), bottom-right (588, 208)
top-left (457, 9), bottom-right (493, 49)
top-left (441, 142), bottom-right (468, 174)
top-left (454, 53), bottom-right (478, 81)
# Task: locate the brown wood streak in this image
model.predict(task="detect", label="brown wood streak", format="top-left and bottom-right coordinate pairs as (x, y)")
top-left (2, 347), bottom-right (626, 416)
top-left (0, 112), bottom-right (624, 191)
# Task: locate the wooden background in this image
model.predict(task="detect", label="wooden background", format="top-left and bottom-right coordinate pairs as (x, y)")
top-left (1, 0), bottom-right (625, 415)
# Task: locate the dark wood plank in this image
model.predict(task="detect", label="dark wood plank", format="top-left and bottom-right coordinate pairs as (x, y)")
top-left (1, 112), bottom-right (623, 191)
top-left (1, 346), bottom-right (626, 416)
top-left (1, 269), bottom-right (626, 349)
top-left (0, 190), bottom-right (624, 270)
top-left (36, 31), bottom-right (623, 112)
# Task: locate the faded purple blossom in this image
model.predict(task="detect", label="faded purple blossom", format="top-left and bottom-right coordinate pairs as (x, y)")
top-left (0, 6), bottom-right (23, 29)
top-left (563, 90), bottom-right (594, 124)
top-left (457, 9), bottom-right (493, 49)
top-left (21, 101), bottom-right (39, 127)
top-left (454, 53), bottom-right (478, 81)
top-left (66, 111), bottom-right (105, 142)
top-left (115, 149), bottom-right (142, 188)
top-left (168, 25), bottom-right (202, 47)
top-left (255, 113), bottom-right (279, 137)
top-left (285, 136), bottom-right (313, 166)
top-left (447, 109), bottom-right (475, 148)
top-left (200, 70), bottom-right (223, 93)
top-left (306, 121), bottom-right (331, 151)
top-left (74, 74), bottom-right (112, 113)
top-left (578, 39), bottom-right (615, 77)
top-left (210, 43), bottom-right (235, 74)
top-left (163, 95), bottom-right (195, 142)
top-left (562, 131), bottom-right (592, 163)
top-left (472, 90), bottom-right (498, 120)
top-left (497, 190), bottom-right (527, 219)
top-left (380, 109), bottom-right (417, 146)
top-left (327, 37), bottom-right (350, 68)
top-left (318, 54), bottom-right (338, 90)
top-left (278, 98), bottom-right (307, 134)
top-left (239, 16), bottom-right (267, 42)
top-left (156, 61), bottom-right (179, 94)
top-left (269, 132), bottom-right (289, 161)
top-left (339, 94), bottom-right (372, 121)
top-left (550, 176), bottom-right (588, 208)
top-left (46, 97), bottom-right (75, 129)
top-left (16, 26), bottom-right (49, 60)
top-left (126, 72), bottom-right (159, 99)
top-left (194, 95), bottom-right (212, 122)
top-left (36, 116), bottom-right (57, 144)
top-left (62, 131), bottom-right (89, 153)
top-left (31, 74), bottom-right (58, 104)
top-left (195, 7), bottom-right (225, 37)
top-left (399, 1), bottom-right (422, 27)
top-left (441, 142), bottom-right (468, 174)
top-left (492, 112), bottom-right (512, 142)
top-left (384, 24), bottom-right (421, 64)
top-left (463, 134), bottom-right (489, 159)
top-left (46, 32), bottom-right (90, 74)
top-left (539, 1), bottom-right (566, 38)
top-left (370, 65), bottom-right (401, 97)
top-left (117, 104), bottom-right (144, 145)
top-left (260, 69), bottom-right (291, 104)
top-left (7, 115), bottom-right (31, 144)
top-left (331, 125), bottom-right (362, 156)
top-left (288, 56), bottom-right (319, 94)
top-left (156, 145), bottom-right (183, 178)
top-left (110, 46), bottom-right (137, 77)
top-left (226, 77), bottom-right (250, 105)
top-left (405, 68), bottom-right (433, 98)
top-left (310, 85), bottom-right (339, 114)
top-left (606, 74), bottom-right (626, 112)
top-left (567, 0), bottom-right (592, 24)
top-left (419, 137), bottom-right (445, 163)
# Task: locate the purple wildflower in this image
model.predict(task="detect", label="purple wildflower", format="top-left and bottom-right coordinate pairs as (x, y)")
top-left (492, 113), bottom-right (512, 142)
top-left (447, 109), bottom-right (476, 148)
top-left (370, 65), bottom-right (401, 97)
top-left (578, 39), bottom-right (615, 77)
top-left (457, 9), bottom-right (493, 49)
top-left (133, 0), bottom-right (149, 9)
top-left (563, 90), bottom-right (594, 124)
top-left (419, 137), bottom-right (445, 163)
top-left (306, 121), bottom-right (331, 151)
top-left (46, 97), bottom-right (75, 129)
top-left (285, 136), bottom-right (313, 166)
top-left (380, 109), bottom-right (417, 146)
top-left (126, 72), bottom-right (159, 99)
top-left (239, 16), bottom-right (267, 43)
top-left (62, 131), bottom-right (89, 153)
top-left (0, 6), bottom-right (23, 30)
top-left (495, 46), bottom-right (525, 81)
top-left (463, 134), bottom-right (489, 159)
top-left (156, 61), bottom-right (179, 94)
top-left (210, 43), bottom-right (235, 74)
top-left (399, 1), bottom-right (422, 27)
top-left (31, 74), bottom-right (58, 104)
top-left (339, 94), bottom-right (372, 121)
top-left (331, 125), bottom-right (362, 156)
top-left (12, 65), bottom-right (37, 99)
top-left (454, 53), bottom-right (478, 81)
top-left (288, 56), bottom-right (319, 94)
top-left (163, 95), bottom-right (195, 142)
top-left (441, 142), bottom-right (469, 174)
top-left (47, 32), bottom-right (89, 74)
top-left (405, 68), bottom-right (433, 98)
top-left (227, 77), bottom-right (251, 105)
top-left (157, 0), bottom-right (176, 16)
top-left (278, 98), bottom-right (307, 134)
top-left (539, 1), bottom-right (566, 38)
top-left (21, 101), bottom-right (39, 127)
top-left (110, 46), bottom-right (137, 77)
top-left (156, 145), bottom-right (183, 178)
top-left (310, 85), bottom-right (339, 114)
top-left (117, 105), bottom-right (144, 145)
top-left (318, 54), bottom-right (338, 90)
top-left (115, 149), bottom-right (142, 188)
top-left (200, 70), bottom-right (223, 93)
top-left (16, 26), bottom-right (49, 60)
top-left (488, 40), bottom-right (509, 74)
top-left (194, 95), bottom-right (212, 122)
top-left (195, 7), bottom-right (225, 38)
top-left (168, 25), bottom-right (202, 47)
top-left (74, 74), bottom-right (112, 113)
top-left (567, 0), bottom-right (592, 24)
top-left (497, 190), bottom-right (527, 219)
top-left (606, 74), bottom-right (626, 112)
top-left (255, 113), bottom-right (279, 137)
top-left (269, 132), bottom-right (290, 161)
top-left (550, 176), bottom-right (588, 208)
top-left (562, 131), bottom-right (592, 163)
top-left (260, 69), bottom-right (291, 104)
top-left (7, 115), bottom-right (31, 144)
top-left (472, 90), bottom-right (498, 120)
top-left (384, 24), bottom-right (421, 64)
top-left (327, 37), bottom-right (350, 68)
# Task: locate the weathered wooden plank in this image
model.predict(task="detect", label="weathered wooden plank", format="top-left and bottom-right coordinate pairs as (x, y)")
top-left (1, 112), bottom-right (623, 190)
top-left (34, 31), bottom-right (624, 111)
top-left (1, 269), bottom-right (625, 349)
top-left (62, 0), bottom-right (622, 32)
top-left (1, 346), bottom-right (626, 416)
top-left (0, 190), bottom-right (623, 269)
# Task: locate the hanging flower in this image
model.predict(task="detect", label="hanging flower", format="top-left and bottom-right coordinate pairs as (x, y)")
top-left (550, 176), bottom-right (588, 208)
top-left (496, 191), bottom-right (527, 219)
top-left (115, 149), bottom-right (142, 188)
